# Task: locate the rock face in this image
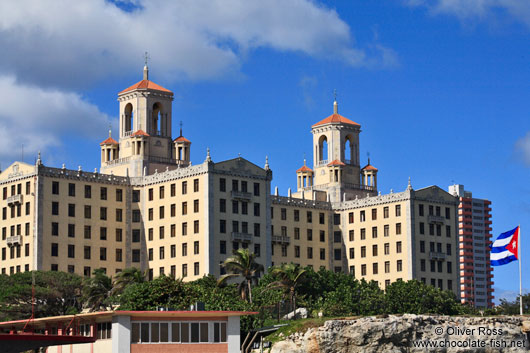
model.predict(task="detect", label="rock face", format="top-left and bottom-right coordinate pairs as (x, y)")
top-left (271, 315), bottom-right (530, 353)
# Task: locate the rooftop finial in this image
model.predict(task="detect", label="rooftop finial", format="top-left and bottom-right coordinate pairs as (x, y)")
top-left (143, 51), bottom-right (150, 80)
top-left (407, 176), bottom-right (412, 190)
top-left (206, 147), bottom-right (211, 162)
top-left (367, 152), bottom-right (370, 165)
top-left (108, 122), bottom-right (112, 138)
top-left (36, 151), bottom-right (42, 166)
top-left (303, 153), bottom-right (306, 166)
top-left (265, 156), bottom-right (269, 170)
top-left (333, 89), bottom-right (338, 114)
top-left (179, 121), bottom-right (183, 137)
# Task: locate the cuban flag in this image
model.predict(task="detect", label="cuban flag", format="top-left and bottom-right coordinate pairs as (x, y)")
top-left (490, 226), bottom-right (519, 266)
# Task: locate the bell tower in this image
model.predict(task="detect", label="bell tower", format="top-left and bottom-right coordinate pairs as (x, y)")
top-left (100, 59), bottom-right (183, 177)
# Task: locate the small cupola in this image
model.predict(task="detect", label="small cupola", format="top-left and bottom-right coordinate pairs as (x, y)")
top-left (174, 122), bottom-right (191, 167)
top-left (100, 130), bottom-right (119, 164)
top-left (361, 157), bottom-right (378, 190)
top-left (296, 158), bottom-right (314, 191)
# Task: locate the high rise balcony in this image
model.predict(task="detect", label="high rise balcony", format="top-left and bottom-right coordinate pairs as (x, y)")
top-left (7, 194), bottom-right (23, 206)
top-left (271, 235), bottom-right (290, 244)
top-left (231, 190), bottom-right (252, 200)
top-left (429, 251), bottom-right (446, 260)
top-left (7, 235), bottom-right (21, 246)
top-left (231, 232), bottom-right (252, 243)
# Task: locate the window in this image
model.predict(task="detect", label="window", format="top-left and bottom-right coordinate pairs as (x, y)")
top-left (334, 214), bottom-right (341, 225)
top-left (253, 182), bottom-right (260, 196)
top-left (193, 179), bottom-right (199, 192)
top-left (373, 262), bottom-right (378, 275)
top-left (396, 223), bottom-right (401, 235)
top-left (68, 224), bottom-right (75, 238)
top-left (383, 206), bottom-right (389, 218)
top-left (116, 228), bottom-right (123, 242)
top-left (219, 178), bottom-right (226, 192)
top-left (446, 244), bottom-right (452, 255)
top-left (182, 202), bottom-right (187, 215)
top-left (220, 241), bottom-right (226, 254)
top-left (232, 201), bottom-right (238, 214)
top-left (320, 230), bottom-right (325, 242)
top-left (171, 224), bottom-right (176, 237)
top-left (182, 222), bottom-right (187, 236)
top-left (25, 202), bottom-right (30, 215)
top-left (182, 264), bottom-right (188, 277)
top-left (84, 185), bottom-right (92, 198)
top-left (159, 206), bottom-right (165, 219)
top-left (419, 204), bottom-right (424, 216)
top-left (372, 244), bottom-right (378, 256)
top-left (349, 212), bottom-right (354, 223)
top-left (148, 188), bottom-right (154, 201)
top-left (361, 246), bottom-right (366, 258)
top-left (397, 260), bottom-right (402, 272)
top-left (100, 207), bottom-right (107, 220)
top-left (429, 223), bottom-right (434, 236)
top-left (334, 248), bottom-right (341, 260)
top-left (26, 181), bottom-right (31, 195)
top-left (445, 207), bottom-right (451, 219)
top-left (349, 230), bottom-right (354, 241)
top-left (219, 199), bottom-right (226, 213)
top-left (419, 222), bottom-right (425, 234)
top-left (241, 202), bottom-right (248, 215)
top-left (194, 220), bottom-right (199, 233)
top-left (372, 208), bottom-right (377, 220)
top-left (295, 246), bottom-right (300, 258)
top-left (333, 231), bottom-right (341, 243)
top-left (170, 183), bottom-right (176, 197)
top-left (349, 248), bottom-right (355, 259)
top-left (446, 225), bottom-right (451, 238)
top-left (307, 247), bottom-right (312, 259)
top-left (51, 243), bottom-right (59, 257)
top-left (68, 244), bottom-right (75, 258)
top-left (395, 205), bottom-right (401, 217)
top-left (361, 264), bottom-right (367, 276)
top-left (320, 248), bottom-right (325, 260)
top-left (319, 213), bottom-right (325, 224)
top-left (100, 227), bottom-right (107, 240)
top-left (385, 261), bottom-right (390, 273)
top-left (294, 228), bottom-right (300, 240)
top-left (116, 208), bottom-right (123, 222)
top-left (182, 243), bottom-right (188, 257)
top-left (132, 190), bottom-right (140, 202)
top-left (420, 259), bottom-right (426, 271)
top-left (281, 208), bottom-right (286, 220)
top-left (420, 241), bottom-right (425, 253)
top-left (360, 210), bottom-right (365, 222)
top-left (68, 204), bottom-right (75, 217)
top-left (447, 261), bottom-right (452, 273)
top-left (159, 226), bottom-right (165, 239)
top-left (84, 205), bottom-right (91, 219)
top-left (384, 243), bottom-right (390, 255)
top-left (100, 247), bottom-right (107, 260)
top-left (68, 183), bottom-right (75, 197)
top-left (307, 211), bottom-right (312, 223)
top-left (132, 229), bottom-right (140, 243)
top-left (372, 227), bottom-right (377, 238)
top-left (360, 228), bottom-right (366, 240)
top-left (193, 241), bottom-right (199, 255)
top-left (194, 262), bottom-right (200, 276)
top-left (396, 241), bottom-right (402, 253)
top-left (308, 229), bottom-right (314, 241)
top-left (148, 248), bottom-right (153, 261)
top-left (52, 222), bottom-right (59, 236)
top-left (281, 244), bottom-right (287, 257)
top-left (232, 179), bottom-right (238, 191)
top-left (294, 210), bottom-right (300, 222)
top-left (100, 187), bottom-right (107, 200)
top-left (253, 203), bottom-right (260, 217)
top-left (159, 246), bottom-right (165, 260)
top-left (159, 186), bottom-right (165, 199)
top-left (436, 206), bottom-right (441, 217)
top-left (132, 250), bottom-right (140, 263)
top-left (132, 210), bottom-right (140, 222)
top-left (52, 181), bottom-right (59, 195)
top-left (429, 205), bottom-right (434, 216)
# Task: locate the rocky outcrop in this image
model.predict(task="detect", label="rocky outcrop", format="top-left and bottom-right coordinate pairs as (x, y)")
top-left (271, 315), bottom-right (530, 353)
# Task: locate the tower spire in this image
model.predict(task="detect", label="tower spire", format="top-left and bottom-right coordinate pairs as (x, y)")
top-left (179, 121), bottom-right (183, 137)
top-left (143, 51), bottom-right (150, 80)
top-left (333, 89), bottom-right (338, 114)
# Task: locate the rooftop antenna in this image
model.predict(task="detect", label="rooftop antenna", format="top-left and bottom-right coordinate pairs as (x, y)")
top-left (367, 151), bottom-right (370, 165)
top-left (333, 89), bottom-right (338, 114)
top-left (143, 51), bottom-right (150, 80)
top-left (179, 121), bottom-right (183, 137)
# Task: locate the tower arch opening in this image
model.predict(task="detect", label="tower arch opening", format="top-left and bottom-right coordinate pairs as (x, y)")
top-left (124, 103), bottom-right (133, 133)
top-left (344, 135), bottom-right (354, 165)
top-left (152, 102), bottom-right (162, 136)
top-left (318, 135), bottom-right (328, 164)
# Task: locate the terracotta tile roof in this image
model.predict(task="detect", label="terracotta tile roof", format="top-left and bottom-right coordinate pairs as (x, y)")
top-left (131, 129), bottom-right (150, 137)
top-left (119, 80), bottom-right (173, 94)
top-left (174, 136), bottom-right (191, 143)
top-left (296, 165), bottom-right (313, 173)
top-left (99, 137), bottom-right (118, 145)
top-left (362, 164), bottom-right (378, 171)
top-left (311, 113), bottom-right (360, 128)
top-left (327, 159), bottom-right (346, 166)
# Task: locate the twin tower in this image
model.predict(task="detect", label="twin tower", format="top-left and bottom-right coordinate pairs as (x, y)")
top-left (100, 66), bottom-right (378, 202)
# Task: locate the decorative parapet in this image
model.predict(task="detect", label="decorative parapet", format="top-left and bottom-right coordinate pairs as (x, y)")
top-left (39, 166), bottom-right (130, 185)
top-left (271, 195), bottom-right (332, 210)
top-left (332, 189), bottom-right (411, 211)
top-left (138, 163), bottom-right (209, 186)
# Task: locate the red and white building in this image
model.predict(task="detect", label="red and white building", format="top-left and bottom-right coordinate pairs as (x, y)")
top-left (449, 184), bottom-right (494, 308)
top-left (0, 310), bottom-right (255, 353)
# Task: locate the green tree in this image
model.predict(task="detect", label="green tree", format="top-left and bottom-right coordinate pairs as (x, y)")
top-left (218, 249), bottom-right (263, 303)
top-left (267, 263), bottom-right (307, 313)
top-left (82, 269), bottom-right (112, 311)
top-left (111, 267), bottom-right (145, 296)
top-left (0, 271), bottom-right (82, 321)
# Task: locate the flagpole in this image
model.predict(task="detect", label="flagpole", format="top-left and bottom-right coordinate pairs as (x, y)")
top-left (519, 225), bottom-right (523, 316)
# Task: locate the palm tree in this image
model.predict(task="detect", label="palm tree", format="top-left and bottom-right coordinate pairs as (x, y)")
top-left (217, 248), bottom-right (263, 303)
top-left (111, 267), bottom-right (145, 296)
top-left (267, 263), bottom-right (307, 314)
top-left (82, 268), bottom-right (112, 311)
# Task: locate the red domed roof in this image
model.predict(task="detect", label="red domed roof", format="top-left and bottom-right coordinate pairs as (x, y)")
top-left (119, 80), bottom-right (173, 94)
top-left (131, 129), bottom-right (150, 137)
top-left (296, 165), bottom-right (313, 173)
top-left (327, 159), bottom-right (346, 166)
top-left (312, 113), bottom-right (360, 128)
top-left (100, 137), bottom-right (118, 145)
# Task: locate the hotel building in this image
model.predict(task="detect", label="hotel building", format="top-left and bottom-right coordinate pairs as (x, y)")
top-left (0, 65), bottom-right (493, 299)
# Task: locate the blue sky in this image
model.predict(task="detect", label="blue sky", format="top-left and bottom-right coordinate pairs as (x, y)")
top-left (0, 0), bottom-right (528, 302)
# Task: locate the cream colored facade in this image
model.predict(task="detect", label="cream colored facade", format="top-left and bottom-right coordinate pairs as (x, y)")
top-left (0, 66), bottom-right (462, 297)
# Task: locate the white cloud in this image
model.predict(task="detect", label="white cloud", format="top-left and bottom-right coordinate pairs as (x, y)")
top-left (407, 0), bottom-right (530, 26)
top-left (0, 76), bottom-right (110, 165)
top-left (515, 131), bottom-right (530, 166)
top-left (0, 0), bottom-right (396, 90)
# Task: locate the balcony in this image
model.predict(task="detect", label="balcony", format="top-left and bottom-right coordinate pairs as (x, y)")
top-left (428, 215), bottom-right (445, 224)
top-left (429, 251), bottom-right (446, 260)
top-left (7, 235), bottom-right (21, 246)
top-left (231, 190), bottom-right (252, 200)
top-left (231, 232), bottom-right (252, 243)
top-left (7, 194), bottom-right (23, 206)
top-left (271, 235), bottom-right (290, 244)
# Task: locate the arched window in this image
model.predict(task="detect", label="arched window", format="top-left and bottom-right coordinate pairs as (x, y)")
top-left (318, 135), bottom-right (328, 163)
top-left (344, 135), bottom-right (354, 165)
top-left (124, 103), bottom-right (133, 132)
top-left (152, 103), bottom-right (162, 136)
